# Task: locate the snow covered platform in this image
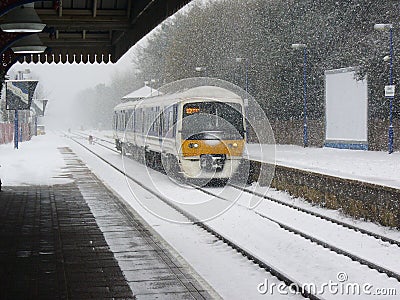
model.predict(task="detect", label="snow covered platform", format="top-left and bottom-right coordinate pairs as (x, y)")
top-left (246, 144), bottom-right (400, 228)
top-left (247, 144), bottom-right (400, 189)
top-left (0, 135), bottom-right (215, 299)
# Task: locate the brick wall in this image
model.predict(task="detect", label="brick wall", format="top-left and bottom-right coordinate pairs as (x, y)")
top-left (248, 160), bottom-right (400, 228)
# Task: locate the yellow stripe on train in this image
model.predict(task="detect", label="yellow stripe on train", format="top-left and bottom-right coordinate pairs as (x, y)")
top-left (181, 140), bottom-right (245, 157)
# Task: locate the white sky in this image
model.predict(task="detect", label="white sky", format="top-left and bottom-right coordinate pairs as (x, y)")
top-left (7, 40), bottom-right (139, 129)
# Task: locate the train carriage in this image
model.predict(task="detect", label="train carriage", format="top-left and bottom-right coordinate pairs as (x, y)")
top-left (113, 86), bottom-right (246, 181)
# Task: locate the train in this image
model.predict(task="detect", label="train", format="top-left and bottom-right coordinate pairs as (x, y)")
top-left (113, 86), bottom-right (246, 181)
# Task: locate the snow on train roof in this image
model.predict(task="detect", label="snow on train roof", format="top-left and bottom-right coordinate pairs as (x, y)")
top-left (179, 86), bottom-right (241, 99)
top-left (121, 85), bottom-right (158, 100)
top-left (115, 86), bottom-right (242, 110)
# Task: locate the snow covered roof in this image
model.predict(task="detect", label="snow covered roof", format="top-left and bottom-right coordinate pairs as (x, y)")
top-left (122, 85), bottom-right (159, 100)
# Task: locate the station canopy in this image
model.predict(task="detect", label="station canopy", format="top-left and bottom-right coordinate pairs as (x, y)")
top-left (0, 0), bottom-right (191, 64)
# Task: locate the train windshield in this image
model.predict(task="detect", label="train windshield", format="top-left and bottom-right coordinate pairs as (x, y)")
top-left (182, 102), bottom-right (244, 140)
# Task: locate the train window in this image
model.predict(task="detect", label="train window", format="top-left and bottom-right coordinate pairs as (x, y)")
top-left (162, 107), bottom-right (168, 136)
top-left (118, 112), bottom-right (121, 130)
top-left (154, 107), bottom-right (160, 136)
top-left (172, 104), bottom-right (177, 137)
top-left (125, 111), bottom-right (129, 127)
top-left (146, 108), bottom-right (152, 134)
top-left (142, 109), bottom-right (145, 133)
top-left (134, 108), bottom-right (141, 132)
top-left (150, 107), bottom-right (156, 134)
top-left (131, 109), bottom-right (135, 131)
top-left (162, 105), bottom-right (176, 138)
top-left (126, 109), bottom-right (134, 131)
top-left (159, 109), bottom-right (164, 137)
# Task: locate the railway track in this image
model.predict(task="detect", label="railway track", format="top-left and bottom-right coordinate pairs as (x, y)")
top-left (76, 130), bottom-right (115, 145)
top-left (70, 131), bottom-right (400, 297)
top-left (67, 132), bottom-right (321, 300)
top-left (71, 131), bottom-right (117, 153)
top-left (190, 184), bottom-right (400, 283)
top-left (228, 182), bottom-right (400, 247)
top-left (77, 131), bottom-right (400, 249)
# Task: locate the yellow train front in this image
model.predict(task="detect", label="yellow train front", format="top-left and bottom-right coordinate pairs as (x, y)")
top-left (178, 99), bottom-right (246, 180)
top-left (114, 86), bottom-right (246, 181)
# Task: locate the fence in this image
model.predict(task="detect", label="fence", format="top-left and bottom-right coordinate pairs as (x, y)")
top-left (0, 123), bottom-right (32, 145)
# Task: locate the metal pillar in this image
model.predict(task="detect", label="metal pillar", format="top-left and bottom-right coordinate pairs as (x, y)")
top-left (303, 47), bottom-right (308, 148)
top-left (388, 27), bottom-right (394, 154)
top-left (14, 110), bottom-right (18, 149)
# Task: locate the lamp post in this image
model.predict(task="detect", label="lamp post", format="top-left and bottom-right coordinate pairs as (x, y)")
top-left (374, 23), bottom-right (394, 154)
top-left (151, 78), bottom-right (159, 96)
top-left (235, 57), bottom-right (249, 94)
top-left (13, 69), bottom-right (31, 149)
top-left (292, 43), bottom-right (308, 147)
top-left (144, 80), bottom-right (153, 97)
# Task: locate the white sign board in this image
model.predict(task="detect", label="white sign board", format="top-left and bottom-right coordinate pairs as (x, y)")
top-left (325, 67), bottom-right (368, 150)
top-left (385, 85), bottom-right (395, 97)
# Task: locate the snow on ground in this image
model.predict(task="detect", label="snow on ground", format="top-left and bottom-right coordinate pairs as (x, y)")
top-left (247, 144), bottom-right (400, 189)
top-left (0, 133), bottom-right (72, 186)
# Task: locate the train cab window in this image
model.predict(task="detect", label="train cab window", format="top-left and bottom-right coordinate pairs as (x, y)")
top-left (182, 102), bottom-right (244, 140)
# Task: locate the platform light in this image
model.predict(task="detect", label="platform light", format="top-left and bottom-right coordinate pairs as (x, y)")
top-left (291, 43), bottom-right (307, 50)
top-left (1, 3), bottom-right (46, 33)
top-left (291, 43), bottom-right (308, 147)
top-left (374, 23), bottom-right (394, 154)
top-left (195, 66), bottom-right (207, 76)
top-left (11, 34), bottom-right (47, 54)
top-left (235, 57), bottom-right (249, 93)
top-left (374, 24), bottom-right (393, 31)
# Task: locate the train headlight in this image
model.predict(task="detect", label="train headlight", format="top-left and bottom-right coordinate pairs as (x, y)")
top-left (232, 143), bottom-right (238, 148)
top-left (189, 143), bottom-right (199, 148)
